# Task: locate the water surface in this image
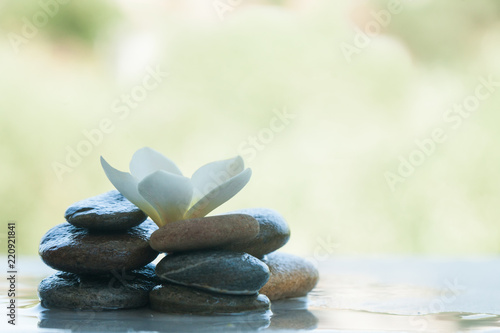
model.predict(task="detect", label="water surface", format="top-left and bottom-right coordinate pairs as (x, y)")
top-left (3, 256), bottom-right (500, 332)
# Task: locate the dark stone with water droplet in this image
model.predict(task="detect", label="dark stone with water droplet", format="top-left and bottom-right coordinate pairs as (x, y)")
top-left (65, 190), bottom-right (147, 231)
top-left (38, 264), bottom-right (160, 311)
top-left (149, 283), bottom-right (271, 314)
top-left (39, 220), bottom-right (158, 275)
top-left (155, 250), bottom-right (270, 295)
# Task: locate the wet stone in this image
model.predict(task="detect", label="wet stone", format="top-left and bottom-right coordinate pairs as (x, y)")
top-left (155, 250), bottom-right (270, 295)
top-left (220, 208), bottom-right (290, 258)
top-left (149, 283), bottom-right (271, 315)
top-left (65, 190), bottom-right (147, 231)
top-left (260, 252), bottom-right (319, 301)
top-left (149, 214), bottom-right (260, 253)
top-left (38, 264), bottom-right (160, 311)
top-left (39, 220), bottom-right (159, 275)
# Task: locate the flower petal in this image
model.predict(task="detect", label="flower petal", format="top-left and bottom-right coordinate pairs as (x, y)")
top-left (191, 156), bottom-right (245, 200)
top-left (100, 157), bottom-right (162, 225)
top-left (129, 147), bottom-right (183, 179)
top-left (138, 170), bottom-right (193, 225)
top-left (186, 168), bottom-right (252, 219)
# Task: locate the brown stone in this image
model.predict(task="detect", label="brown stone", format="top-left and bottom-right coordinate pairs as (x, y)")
top-left (149, 214), bottom-right (259, 253)
top-left (39, 220), bottom-right (159, 275)
top-left (260, 252), bottom-right (318, 301)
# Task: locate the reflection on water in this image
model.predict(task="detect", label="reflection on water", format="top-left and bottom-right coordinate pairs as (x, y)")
top-left (268, 298), bottom-right (318, 330)
top-left (39, 307), bottom-right (271, 332)
top-left (4, 257), bottom-right (500, 332)
top-left (32, 302), bottom-right (500, 333)
top-left (6, 294), bottom-right (500, 333)
top-left (311, 307), bottom-right (500, 332)
top-left (457, 313), bottom-right (500, 332)
top-left (37, 298), bottom-right (318, 332)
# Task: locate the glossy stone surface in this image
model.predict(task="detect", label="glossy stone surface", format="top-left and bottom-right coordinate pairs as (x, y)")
top-left (220, 208), bottom-right (290, 258)
top-left (65, 190), bottom-right (147, 231)
top-left (38, 265), bottom-right (160, 311)
top-left (260, 252), bottom-right (319, 301)
top-left (39, 220), bottom-right (158, 275)
top-left (149, 214), bottom-right (259, 253)
top-left (155, 250), bottom-right (270, 295)
top-left (149, 283), bottom-right (271, 314)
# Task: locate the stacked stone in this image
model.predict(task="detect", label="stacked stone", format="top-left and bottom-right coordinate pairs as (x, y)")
top-left (38, 191), bottom-right (160, 311)
top-left (148, 208), bottom-right (319, 314)
top-left (38, 191), bottom-right (319, 314)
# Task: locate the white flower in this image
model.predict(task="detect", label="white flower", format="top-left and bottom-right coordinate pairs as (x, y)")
top-left (100, 147), bottom-right (252, 227)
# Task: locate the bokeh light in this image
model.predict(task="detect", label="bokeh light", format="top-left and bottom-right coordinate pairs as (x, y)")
top-left (2, 0), bottom-right (500, 257)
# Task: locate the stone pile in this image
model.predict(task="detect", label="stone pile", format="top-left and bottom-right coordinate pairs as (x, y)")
top-left (38, 191), bottom-right (160, 310)
top-left (38, 191), bottom-right (319, 314)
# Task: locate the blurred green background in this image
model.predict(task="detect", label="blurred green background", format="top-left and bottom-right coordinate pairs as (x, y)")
top-left (2, 0), bottom-right (500, 257)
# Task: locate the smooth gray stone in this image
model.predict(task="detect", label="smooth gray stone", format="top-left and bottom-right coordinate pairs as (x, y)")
top-left (65, 190), bottom-right (147, 231)
top-left (149, 283), bottom-right (271, 315)
top-left (220, 208), bottom-right (290, 258)
top-left (155, 250), bottom-right (270, 295)
top-left (39, 220), bottom-right (158, 275)
top-left (38, 264), bottom-right (160, 311)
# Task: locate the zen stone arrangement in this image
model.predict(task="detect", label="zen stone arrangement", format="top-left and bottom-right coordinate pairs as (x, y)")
top-left (38, 192), bottom-right (318, 314)
top-left (38, 148), bottom-right (319, 314)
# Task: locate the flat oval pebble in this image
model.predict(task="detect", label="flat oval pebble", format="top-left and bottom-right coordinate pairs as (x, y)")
top-left (39, 220), bottom-right (159, 275)
top-left (149, 214), bottom-right (259, 253)
top-left (150, 283), bottom-right (270, 314)
top-left (220, 208), bottom-right (290, 258)
top-left (155, 250), bottom-right (270, 295)
top-left (260, 252), bottom-right (319, 301)
top-left (38, 264), bottom-right (160, 311)
top-left (65, 190), bottom-right (147, 231)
